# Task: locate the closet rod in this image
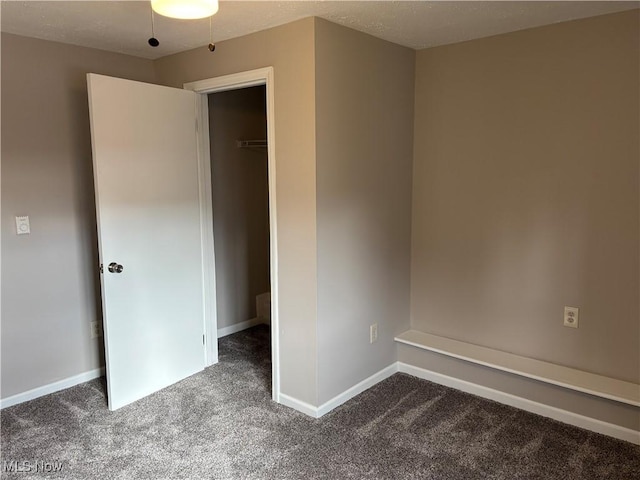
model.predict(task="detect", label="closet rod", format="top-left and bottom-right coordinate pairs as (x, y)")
top-left (237, 140), bottom-right (267, 148)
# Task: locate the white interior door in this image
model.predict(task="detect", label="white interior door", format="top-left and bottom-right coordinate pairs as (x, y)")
top-left (87, 73), bottom-right (205, 410)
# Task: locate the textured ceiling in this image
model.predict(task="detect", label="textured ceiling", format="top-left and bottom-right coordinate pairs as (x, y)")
top-left (1, 1), bottom-right (638, 60)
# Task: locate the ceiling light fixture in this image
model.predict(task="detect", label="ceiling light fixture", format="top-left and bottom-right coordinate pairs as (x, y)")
top-left (151, 0), bottom-right (219, 20)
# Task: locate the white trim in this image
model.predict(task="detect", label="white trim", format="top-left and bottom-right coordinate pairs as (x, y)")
top-left (0, 368), bottom-right (105, 410)
top-left (279, 393), bottom-right (320, 418)
top-left (184, 69), bottom-right (271, 93)
top-left (217, 318), bottom-right (268, 338)
top-left (395, 330), bottom-right (640, 407)
top-left (264, 67), bottom-right (280, 403)
top-left (316, 364), bottom-right (399, 417)
top-left (194, 93), bottom-right (218, 367)
top-left (397, 362), bottom-right (640, 445)
top-left (278, 364), bottom-right (399, 419)
top-left (184, 67), bottom-right (281, 403)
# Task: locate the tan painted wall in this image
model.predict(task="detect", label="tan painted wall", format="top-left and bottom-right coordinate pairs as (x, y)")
top-left (4, 10), bottom-right (637, 425)
top-left (410, 10), bottom-right (639, 385)
top-left (155, 18), bottom-right (318, 404)
top-left (314, 19), bottom-right (415, 404)
top-left (208, 86), bottom-right (270, 329)
top-left (1, 33), bottom-right (157, 398)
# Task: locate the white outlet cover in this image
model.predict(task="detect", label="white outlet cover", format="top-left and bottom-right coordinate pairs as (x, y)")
top-left (91, 321), bottom-right (102, 338)
top-left (564, 306), bottom-right (579, 328)
top-left (15, 216), bottom-right (30, 235)
top-left (370, 323), bottom-right (378, 343)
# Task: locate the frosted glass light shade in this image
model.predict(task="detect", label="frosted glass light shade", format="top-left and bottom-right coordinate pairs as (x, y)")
top-left (151, 0), bottom-right (219, 19)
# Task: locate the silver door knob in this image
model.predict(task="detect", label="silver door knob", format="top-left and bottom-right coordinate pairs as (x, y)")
top-left (108, 262), bottom-right (124, 273)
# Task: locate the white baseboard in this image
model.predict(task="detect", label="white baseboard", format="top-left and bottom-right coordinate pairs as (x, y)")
top-left (316, 363), bottom-right (399, 417)
top-left (398, 362), bottom-right (640, 445)
top-left (217, 318), bottom-right (267, 338)
top-left (278, 393), bottom-right (320, 418)
top-left (0, 367), bottom-right (105, 410)
top-left (278, 364), bottom-right (399, 419)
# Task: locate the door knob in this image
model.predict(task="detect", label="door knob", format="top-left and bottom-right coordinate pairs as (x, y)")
top-left (108, 262), bottom-right (124, 273)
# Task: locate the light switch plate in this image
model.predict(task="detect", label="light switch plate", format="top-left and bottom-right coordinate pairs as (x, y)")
top-left (15, 216), bottom-right (30, 235)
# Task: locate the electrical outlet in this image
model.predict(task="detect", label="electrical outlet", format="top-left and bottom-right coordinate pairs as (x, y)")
top-left (91, 321), bottom-right (103, 338)
top-left (370, 323), bottom-right (378, 343)
top-left (15, 216), bottom-right (30, 235)
top-left (563, 306), bottom-right (579, 328)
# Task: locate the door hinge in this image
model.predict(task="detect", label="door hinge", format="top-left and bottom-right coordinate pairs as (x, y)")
top-left (203, 334), bottom-right (205, 345)
top-left (99, 264), bottom-right (103, 274)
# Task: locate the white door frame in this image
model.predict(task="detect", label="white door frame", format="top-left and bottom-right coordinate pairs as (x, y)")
top-left (184, 67), bottom-right (280, 403)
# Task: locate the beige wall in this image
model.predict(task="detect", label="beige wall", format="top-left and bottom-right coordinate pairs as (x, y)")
top-left (208, 86), bottom-right (270, 329)
top-left (3, 9), bottom-right (637, 426)
top-left (1, 33), bottom-right (157, 398)
top-left (314, 19), bottom-right (415, 404)
top-left (155, 18), bottom-right (319, 404)
top-left (410, 9), bottom-right (639, 388)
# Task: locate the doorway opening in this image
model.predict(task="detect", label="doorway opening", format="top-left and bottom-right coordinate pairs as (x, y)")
top-left (208, 85), bottom-right (272, 391)
top-left (185, 68), bottom-right (280, 403)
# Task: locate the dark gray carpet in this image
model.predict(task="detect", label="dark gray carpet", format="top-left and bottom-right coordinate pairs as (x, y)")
top-left (2, 325), bottom-right (639, 479)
